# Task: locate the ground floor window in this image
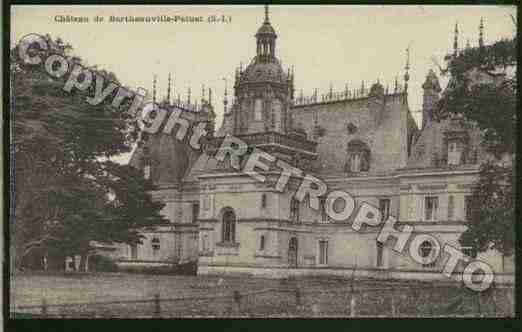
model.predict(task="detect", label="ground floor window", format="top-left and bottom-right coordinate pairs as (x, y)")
top-left (152, 237), bottom-right (160, 257)
top-left (376, 241), bottom-right (384, 267)
top-left (131, 244), bottom-right (138, 260)
top-left (318, 240), bottom-right (328, 265)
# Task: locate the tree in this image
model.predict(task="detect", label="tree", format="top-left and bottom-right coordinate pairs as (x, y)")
top-left (435, 36), bottom-right (516, 257)
top-left (11, 35), bottom-right (166, 270)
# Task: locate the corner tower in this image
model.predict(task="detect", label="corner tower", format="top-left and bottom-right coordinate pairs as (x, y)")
top-left (232, 5), bottom-right (294, 135)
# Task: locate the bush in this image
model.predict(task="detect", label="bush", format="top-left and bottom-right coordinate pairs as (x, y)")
top-left (89, 255), bottom-right (119, 272)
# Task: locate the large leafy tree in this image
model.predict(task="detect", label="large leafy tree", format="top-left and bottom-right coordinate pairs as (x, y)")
top-left (11, 35), bottom-right (167, 270)
top-left (435, 35), bottom-right (516, 258)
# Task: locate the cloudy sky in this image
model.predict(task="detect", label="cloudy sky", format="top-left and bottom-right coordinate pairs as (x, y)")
top-left (11, 5), bottom-right (516, 161)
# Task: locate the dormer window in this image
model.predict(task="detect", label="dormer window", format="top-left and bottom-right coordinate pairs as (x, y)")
top-left (448, 140), bottom-right (462, 165)
top-left (444, 123), bottom-right (469, 166)
top-left (345, 140), bottom-right (370, 173)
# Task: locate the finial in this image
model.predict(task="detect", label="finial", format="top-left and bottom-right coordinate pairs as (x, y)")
top-left (167, 73), bottom-right (172, 105)
top-left (454, 21), bottom-right (459, 57)
top-left (264, 4), bottom-right (269, 23)
top-left (209, 88), bottom-right (212, 106)
top-left (404, 46), bottom-right (411, 94)
top-left (479, 17), bottom-right (485, 48)
top-left (152, 74), bottom-right (157, 104)
top-left (201, 83), bottom-right (205, 103)
top-left (394, 75), bottom-right (398, 93)
top-left (405, 46), bottom-right (410, 71)
top-left (329, 83), bottom-right (333, 98)
top-left (187, 86), bottom-right (191, 105)
top-left (361, 80), bottom-right (365, 94)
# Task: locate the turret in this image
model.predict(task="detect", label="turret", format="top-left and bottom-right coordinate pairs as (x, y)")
top-left (422, 69), bottom-right (442, 129)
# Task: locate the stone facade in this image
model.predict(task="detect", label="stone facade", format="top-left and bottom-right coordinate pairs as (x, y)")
top-left (110, 9), bottom-right (514, 283)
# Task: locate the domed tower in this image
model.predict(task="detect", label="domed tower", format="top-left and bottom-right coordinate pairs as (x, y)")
top-left (232, 5), bottom-right (293, 135)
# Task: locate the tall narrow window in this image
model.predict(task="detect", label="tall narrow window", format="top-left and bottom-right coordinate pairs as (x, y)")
top-left (320, 196), bottom-right (327, 223)
top-left (376, 241), bottom-right (384, 267)
top-left (350, 154), bottom-right (361, 172)
top-left (144, 165), bottom-right (151, 180)
top-left (379, 198), bottom-right (391, 221)
top-left (259, 235), bottom-right (266, 251)
top-left (254, 99), bottom-right (263, 121)
top-left (261, 193), bottom-right (267, 209)
top-left (151, 237), bottom-right (160, 257)
top-left (464, 196), bottom-right (473, 221)
top-left (448, 195), bottom-right (455, 220)
top-left (318, 240), bottom-right (328, 265)
top-left (290, 198), bottom-right (300, 223)
top-left (425, 196), bottom-right (439, 221)
top-left (222, 209), bottom-right (236, 243)
top-left (192, 202), bottom-right (200, 223)
top-left (201, 234), bottom-right (209, 252)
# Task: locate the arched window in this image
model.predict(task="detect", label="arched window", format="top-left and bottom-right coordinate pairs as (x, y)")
top-left (345, 140), bottom-right (371, 173)
top-left (222, 209), bottom-right (236, 243)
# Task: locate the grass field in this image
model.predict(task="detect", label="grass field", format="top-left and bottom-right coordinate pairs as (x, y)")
top-left (10, 271), bottom-right (515, 318)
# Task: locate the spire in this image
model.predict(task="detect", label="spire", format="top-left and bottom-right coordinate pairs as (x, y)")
top-left (152, 74), bottom-right (157, 104)
top-left (453, 21), bottom-right (459, 57)
top-left (201, 83), bottom-right (205, 103)
top-left (361, 80), bottom-right (365, 95)
top-left (394, 75), bottom-right (398, 93)
top-left (187, 86), bottom-right (191, 105)
top-left (167, 73), bottom-right (172, 105)
top-left (479, 17), bottom-right (485, 48)
top-left (264, 4), bottom-right (269, 23)
top-left (208, 88), bottom-right (212, 106)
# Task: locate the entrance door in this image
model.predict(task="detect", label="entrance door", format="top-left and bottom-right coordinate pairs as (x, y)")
top-left (288, 237), bottom-right (298, 268)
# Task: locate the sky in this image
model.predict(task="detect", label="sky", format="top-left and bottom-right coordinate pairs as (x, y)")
top-left (11, 5), bottom-right (516, 162)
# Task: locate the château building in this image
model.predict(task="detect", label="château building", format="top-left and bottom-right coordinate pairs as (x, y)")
top-left (106, 7), bottom-right (513, 283)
